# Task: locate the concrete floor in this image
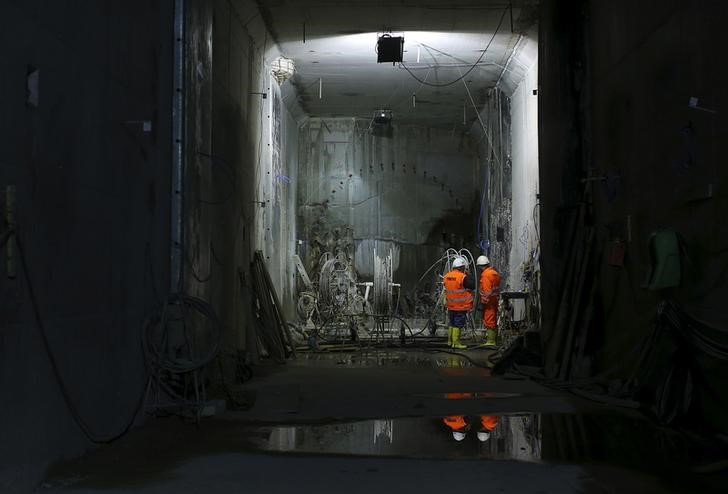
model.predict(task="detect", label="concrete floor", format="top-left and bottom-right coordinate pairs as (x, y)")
top-left (38, 349), bottom-right (728, 493)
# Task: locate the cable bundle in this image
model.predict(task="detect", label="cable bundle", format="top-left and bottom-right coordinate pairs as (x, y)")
top-left (658, 301), bottom-right (728, 360)
top-left (373, 249), bottom-right (393, 315)
top-left (318, 253), bottom-right (352, 311)
top-left (143, 294), bottom-right (222, 374)
top-left (142, 294), bottom-right (222, 417)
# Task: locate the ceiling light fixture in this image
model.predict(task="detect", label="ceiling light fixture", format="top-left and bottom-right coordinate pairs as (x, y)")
top-left (374, 109), bottom-right (392, 124)
top-left (271, 56), bottom-right (295, 85)
top-left (376, 34), bottom-right (404, 65)
top-left (371, 109), bottom-right (393, 138)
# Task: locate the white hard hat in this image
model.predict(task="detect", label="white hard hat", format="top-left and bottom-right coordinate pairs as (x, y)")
top-left (476, 255), bottom-right (490, 266)
top-left (452, 257), bottom-right (468, 269)
top-left (476, 431), bottom-right (491, 442)
top-left (452, 431), bottom-right (467, 441)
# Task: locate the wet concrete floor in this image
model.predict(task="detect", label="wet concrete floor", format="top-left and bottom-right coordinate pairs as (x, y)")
top-left (39, 349), bottom-right (728, 493)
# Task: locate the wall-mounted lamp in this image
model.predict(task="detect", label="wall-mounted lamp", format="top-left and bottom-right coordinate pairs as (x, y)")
top-left (271, 56), bottom-right (295, 85)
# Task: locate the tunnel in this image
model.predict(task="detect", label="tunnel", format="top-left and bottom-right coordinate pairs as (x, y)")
top-left (2, 1), bottom-right (728, 493)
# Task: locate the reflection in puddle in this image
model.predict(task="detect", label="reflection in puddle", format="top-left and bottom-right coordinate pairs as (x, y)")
top-left (296, 350), bottom-right (482, 369)
top-left (414, 391), bottom-right (523, 399)
top-left (259, 415), bottom-right (541, 461)
top-left (41, 411), bottom-right (728, 494)
top-left (249, 411), bottom-right (727, 487)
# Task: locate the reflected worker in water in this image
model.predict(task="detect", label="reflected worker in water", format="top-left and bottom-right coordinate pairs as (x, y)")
top-left (443, 392), bottom-right (500, 442)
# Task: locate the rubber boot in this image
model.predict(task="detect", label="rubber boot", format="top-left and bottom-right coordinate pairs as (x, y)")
top-left (447, 326), bottom-right (454, 347)
top-left (451, 328), bottom-right (467, 349)
top-left (485, 328), bottom-right (497, 347)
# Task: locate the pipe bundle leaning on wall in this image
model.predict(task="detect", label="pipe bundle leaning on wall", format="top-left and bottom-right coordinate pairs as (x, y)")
top-left (250, 250), bottom-right (296, 362)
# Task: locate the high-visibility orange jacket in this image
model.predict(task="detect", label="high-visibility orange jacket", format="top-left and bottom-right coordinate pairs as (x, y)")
top-left (479, 266), bottom-right (501, 304)
top-left (480, 415), bottom-right (500, 431)
top-left (443, 392), bottom-right (471, 431)
top-left (444, 270), bottom-right (474, 311)
top-left (443, 415), bottom-right (468, 431)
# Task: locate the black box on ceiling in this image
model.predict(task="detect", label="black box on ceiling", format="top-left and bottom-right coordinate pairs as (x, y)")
top-left (377, 35), bottom-right (404, 63)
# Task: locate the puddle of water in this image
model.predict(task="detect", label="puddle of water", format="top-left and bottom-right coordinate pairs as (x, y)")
top-left (413, 391), bottom-right (523, 399)
top-left (295, 350), bottom-right (480, 368)
top-left (255, 414), bottom-right (540, 461)
top-left (41, 412), bottom-right (728, 493)
top-left (241, 412), bottom-right (728, 485)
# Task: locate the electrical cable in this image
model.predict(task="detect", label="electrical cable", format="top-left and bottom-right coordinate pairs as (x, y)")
top-left (373, 249), bottom-right (393, 315)
top-left (210, 241), bottom-right (224, 267)
top-left (465, 89), bottom-right (502, 252)
top-left (398, 6), bottom-right (508, 88)
top-left (0, 228), bottom-right (13, 249)
top-left (15, 231), bottom-right (149, 444)
top-left (182, 244), bottom-right (212, 283)
top-left (660, 301), bottom-right (728, 360)
top-left (476, 174), bottom-right (488, 251)
top-left (216, 357), bottom-right (252, 411)
top-left (406, 254), bottom-right (447, 320)
top-left (143, 293), bottom-right (222, 374)
top-left (422, 347), bottom-right (490, 369)
top-left (532, 202), bottom-right (541, 244)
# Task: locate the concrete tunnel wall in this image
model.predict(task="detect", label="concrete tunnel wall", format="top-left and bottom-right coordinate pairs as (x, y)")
top-left (586, 0), bottom-right (728, 432)
top-left (0, 0), bottom-right (299, 488)
top-left (296, 118), bottom-right (481, 289)
top-left (182, 0), bottom-right (300, 354)
top-left (471, 30), bottom-right (539, 296)
top-left (0, 0), bottom-right (173, 487)
top-left (539, 0), bottom-right (728, 432)
top-left (508, 39), bottom-right (539, 294)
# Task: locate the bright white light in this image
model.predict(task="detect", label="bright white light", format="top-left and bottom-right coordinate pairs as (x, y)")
top-left (271, 56), bottom-right (295, 84)
top-left (281, 31), bottom-right (486, 66)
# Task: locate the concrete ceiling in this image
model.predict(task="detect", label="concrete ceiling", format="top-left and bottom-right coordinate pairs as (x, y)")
top-left (256, 0), bottom-right (539, 128)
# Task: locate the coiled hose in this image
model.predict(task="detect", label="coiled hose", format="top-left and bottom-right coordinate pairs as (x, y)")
top-left (143, 293), bottom-right (222, 374)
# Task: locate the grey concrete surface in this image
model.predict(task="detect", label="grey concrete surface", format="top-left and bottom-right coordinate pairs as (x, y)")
top-left (507, 34), bottom-right (539, 291)
top-left (40, 453), bottom-right (677, 494)
top-left (538, 0), bottom-right (728, 432)
top-left (297, 118), bottom-right (481, 286)
top-left (0, 1), bottom-right (172, 490)
top-left (254, 0), bottom-right (539, 128)
top-left (37, 350), bottom-right (728, 494)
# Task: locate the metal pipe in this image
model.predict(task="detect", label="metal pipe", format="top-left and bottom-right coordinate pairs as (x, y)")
top-left (5, 185), bottom-right (16, 279)
top-left (171, 0), bottom-right (185, 292)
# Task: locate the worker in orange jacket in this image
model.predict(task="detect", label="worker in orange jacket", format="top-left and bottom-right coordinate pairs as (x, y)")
top-left (476, 255), bottom-right (501, 347)
top-left (443, 256), bottom-right (475, 349)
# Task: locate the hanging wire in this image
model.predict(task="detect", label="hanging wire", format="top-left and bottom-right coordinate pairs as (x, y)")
top-left (398, 6), bottom-right (508, 88)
